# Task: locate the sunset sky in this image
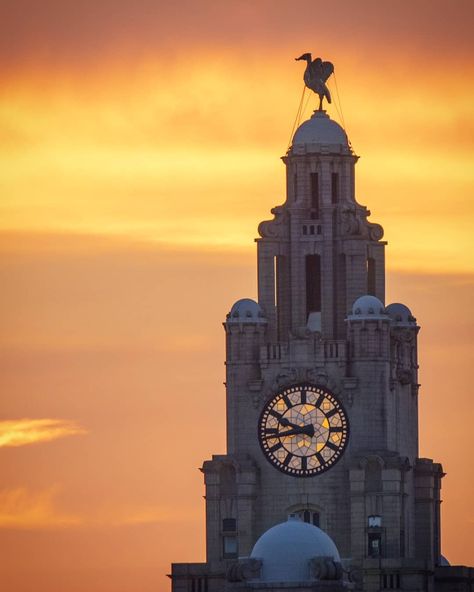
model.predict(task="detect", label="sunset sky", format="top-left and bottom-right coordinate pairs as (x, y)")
top-left (1, 1), bottom-right (473, 590)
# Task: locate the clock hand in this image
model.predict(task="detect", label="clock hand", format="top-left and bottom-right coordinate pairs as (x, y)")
top-left (279, 424), bottom-right (315, 438)
top-left (279, 417), bottom-right (302, 429)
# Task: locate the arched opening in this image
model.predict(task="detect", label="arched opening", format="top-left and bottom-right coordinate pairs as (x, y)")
top-left (367, 257), bottom-right (376, 296)
top-left (306, 254), bottom-right (321, 331)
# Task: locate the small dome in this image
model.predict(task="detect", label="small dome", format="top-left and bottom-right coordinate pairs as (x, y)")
top-left (386, 303), bottom-right (417, 326)
top-left (292, 111), bottom-right (349, 152)
top-left (250, 518), bottom-right (340, 582)
top-left (348, 295), bottom-right (388, 320)
top-left (227, 298), bottom-right (266, 323)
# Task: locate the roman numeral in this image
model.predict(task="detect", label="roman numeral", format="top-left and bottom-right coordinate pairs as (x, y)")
top-left (300, 389), bottom-right (307, 404)
top-left (282, 394), bottom-right (291, 408)
top-left (325, 408), bottom-right (338, 419)
top-left (326, 441), bottom-right (339, 452)
top-left (283, 452), bottom-right (292, 466)
top-left (301, 457), bottom-right (307, 471)
top-left (329, 427), bottom-right (343, 433)
top-left (269, 442), bottom-right (283, 453)
top-left (269, 410), bottom-right (283, 420)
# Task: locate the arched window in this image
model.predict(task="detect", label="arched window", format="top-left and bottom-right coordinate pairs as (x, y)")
top-left (289, 509), bottom-right (320, 527)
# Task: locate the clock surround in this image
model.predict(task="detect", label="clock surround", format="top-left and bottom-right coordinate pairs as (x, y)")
top-left (258, 383), bottom-right (349, 477)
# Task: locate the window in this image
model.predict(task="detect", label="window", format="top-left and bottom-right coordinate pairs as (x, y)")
top-left (331, 172), bottom-right (339, 204)
top-left (306, 255), bottom-right (321, 317)
top-left (368, 532), bottom-right (382, 558)
top-left (222, 518), bottom-right (236, 532)
top-left (382, 574), bottom-right (400, 589)
top-left (223, 535), bottom-right (238, 558)
top-left (367, 257), bottom-right (376, 295)
top-left (368, 515), bottom-right (382, 528)
top-left (191, 577), bottom-right (208, 592)
top-left (310, 172), bottom-right (320, 217)
top-left (290, 510), bottom-right (320, 527)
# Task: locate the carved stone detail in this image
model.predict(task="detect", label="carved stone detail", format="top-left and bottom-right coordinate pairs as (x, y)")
top-left (226, 558), bottom-right (262, 582)
top-left (338, 202), bottom-right (384, 241)
top-left (310, 557), bottom-right (343, 580)
top-left (258, 205), bottom-right (289, 238)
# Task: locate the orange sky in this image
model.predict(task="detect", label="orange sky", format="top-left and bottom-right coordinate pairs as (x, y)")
top-left (1, 2), bottom-right (474, 591)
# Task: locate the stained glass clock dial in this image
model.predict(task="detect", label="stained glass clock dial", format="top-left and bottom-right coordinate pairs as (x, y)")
top-left (258, 384), bottom-right (349, 477)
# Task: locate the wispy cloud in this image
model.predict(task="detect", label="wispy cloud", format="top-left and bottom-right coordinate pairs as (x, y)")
top-left (0, 487), bottom-right (81, 529)
top-left (0, 486), bottom-right (196, 530)
top-left (0, 418), bottom-right (86, 448)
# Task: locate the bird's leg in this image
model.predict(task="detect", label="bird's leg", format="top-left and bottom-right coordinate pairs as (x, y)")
top-left (317, 95), bottom-right (323, 111)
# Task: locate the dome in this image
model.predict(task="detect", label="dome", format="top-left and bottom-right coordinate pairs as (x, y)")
top-left (227, 298), bottom-right (266, 323)
top-left (292, 111), bottom-right (349, 153)
top-left (250, 517), bottom-right (340, 582)
top-left (348, 295), bottom-right (387, 320)
top-left (386, 302), bottom-right (417, 326)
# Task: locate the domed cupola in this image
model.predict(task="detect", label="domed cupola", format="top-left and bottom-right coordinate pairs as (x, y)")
top-left (386, 302), bottom-right (417, 327)
top-left (291, 111), bottom-right (351, 155)
top-left (226, 298), bottom-right (267, 324)
top-left (347, 295), bottom-right (388, 321)
top-left (249, 517), bottom-right (341, 583)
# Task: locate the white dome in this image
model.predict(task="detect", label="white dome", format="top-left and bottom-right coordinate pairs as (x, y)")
top-left (227, 298), bottom-right (266, 323)
top-left (348, 295), bottom-right (388, 320)
top-left (250, 518), bottom-right (340, 582)
top-left (292, 111), bottom-right (349, 152)
top-left (386, 302), bottom-right (417, 326)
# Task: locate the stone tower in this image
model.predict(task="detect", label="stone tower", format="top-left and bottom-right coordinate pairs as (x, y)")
top-left (170, 106), bottom-right (471, 591)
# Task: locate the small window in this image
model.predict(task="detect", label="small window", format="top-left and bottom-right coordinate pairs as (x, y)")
top-left (368, 532), bottom-right (382, 558)
top-left (367, 257), bottom-right (376, 296)
top-left (368, 515), bottom-right (382, 528)
top-left (382, 573), bottom-right (400, 589)
top-left (290, 509), bottom-right (320, 527)
top-left (303, 225), bottom-right (307, 235)
top-left (331, 172), bottom-right (339, 204)
top-left (310, 225), bottom-right (315, 235)
top-left (310, 172), bottom-right (320, 217)
top-left (222, 518), bottom-right (236, 532)
top-left (191, 577), bottom-right (208, 592)
top-left (223, 535), bottom-right (238, 558)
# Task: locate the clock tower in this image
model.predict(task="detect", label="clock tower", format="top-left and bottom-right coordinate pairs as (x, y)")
top-left (170, 61), bottom-right (471, 592)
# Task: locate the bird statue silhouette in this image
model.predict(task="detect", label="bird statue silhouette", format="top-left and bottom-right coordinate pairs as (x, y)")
top-left (295, 53), bottom-right (334, 110)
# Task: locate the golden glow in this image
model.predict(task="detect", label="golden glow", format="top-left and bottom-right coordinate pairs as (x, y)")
top-left (322, 418), bottom-right (329, 429)
top-left (0, 487), bottom-right (81, 529)
top-left (0, 419), bottom-right (86, 448)
top-left (1, 6), bottom-right (473, 586)
top-left (1, 52), bottom-right (473, 272)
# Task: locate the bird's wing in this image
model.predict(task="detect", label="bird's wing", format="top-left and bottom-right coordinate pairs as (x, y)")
top-left (321, 61), bottom-right (334, 82)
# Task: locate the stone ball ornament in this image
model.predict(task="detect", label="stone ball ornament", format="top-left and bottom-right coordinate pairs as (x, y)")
top-left (258, 384), bottom-right (349, 477)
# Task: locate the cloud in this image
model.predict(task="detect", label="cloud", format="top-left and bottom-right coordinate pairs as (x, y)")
top-left (0, 486), bottom-right (195, 530)
top-left (0, 486), bottom-right (81, 529)
top-left (0, 418), bottom-right (86, 448)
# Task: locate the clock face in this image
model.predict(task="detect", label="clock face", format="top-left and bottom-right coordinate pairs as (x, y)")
top-left (258, 384), bottom-right (349, 477)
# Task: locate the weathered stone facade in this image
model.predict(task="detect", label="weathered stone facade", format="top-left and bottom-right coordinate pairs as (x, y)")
top-left (169, 111), bottom-right (472, 591)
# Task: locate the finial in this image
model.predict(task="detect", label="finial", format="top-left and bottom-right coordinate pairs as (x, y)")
top-left (295, 53), bottom-right (334, 110)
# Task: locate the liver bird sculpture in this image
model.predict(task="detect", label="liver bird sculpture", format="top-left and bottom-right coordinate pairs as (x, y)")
top-left (295, 53), bottom-right (334, 110)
